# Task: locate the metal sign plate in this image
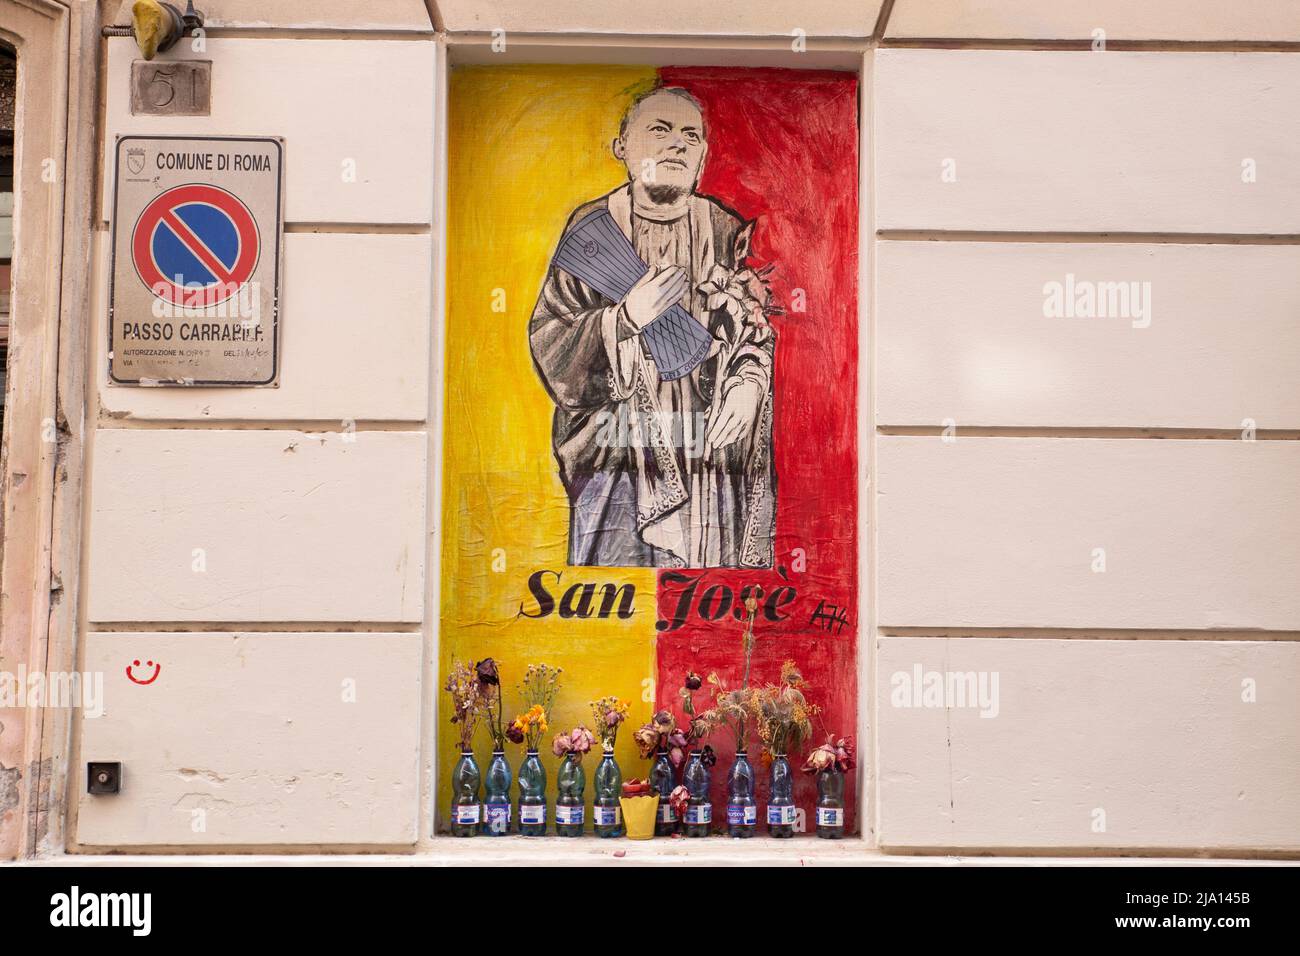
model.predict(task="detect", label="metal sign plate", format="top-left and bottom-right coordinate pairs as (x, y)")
top-left (108, 135), bottom-right (283, 386)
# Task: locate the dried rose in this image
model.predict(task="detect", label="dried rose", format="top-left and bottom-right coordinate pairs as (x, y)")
top-left (652, 709), bottom-right (676, 735)
top-left (505, 722), bottom-right (525, 745)
top-left (804, 735), bottom-right (856, 773)
top-left (668, 785), bottom-right (691, 820)
top-left (834, 736), bottom-right (856, 772)
top-left (552, 733), bottom-right (572, 757)
top-left (633, 723), bottom-right (659, 759)
top-left (684, 672), bottom-right (703, 691)
top-left (475, 658), bottom-right (500, 686)
top-left (700, 745), bottom-right (717, 769)
top-left (668, 732), bottom-right (695, 768)
top-left (803, 745), bottom-right (835, 774)
top-left (570, 727), bottom-right (595, 754)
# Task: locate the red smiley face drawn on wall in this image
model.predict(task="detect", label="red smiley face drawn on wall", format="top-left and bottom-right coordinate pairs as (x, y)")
top-left (126, 659), bottom-right (161, 685)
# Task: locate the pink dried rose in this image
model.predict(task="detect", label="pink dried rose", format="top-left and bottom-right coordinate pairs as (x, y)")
top-left (803, 745), bottom-right (835, 773)
top-left (651, 709), bottom-right (676, 735)
top-left (666, 730), bottom-right (690, 767)
top-left (836, 736), bottom-right (856, 769)
top-left (803, 735), bottom-right (856, 774)
top-left (668, 785), bottom-right (691, 821)
top-left (554, 726), bottom-right (596, 759)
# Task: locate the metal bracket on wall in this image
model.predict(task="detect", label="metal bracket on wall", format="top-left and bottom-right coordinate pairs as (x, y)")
top-left (101, 1), bottom-right (205, 61)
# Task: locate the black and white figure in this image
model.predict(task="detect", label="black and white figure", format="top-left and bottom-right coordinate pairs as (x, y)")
top-left (529, 86), bottom-right (777, 569)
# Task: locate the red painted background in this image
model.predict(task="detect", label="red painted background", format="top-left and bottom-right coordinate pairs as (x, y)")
top-left (653, 68), bottom-right (860, 831)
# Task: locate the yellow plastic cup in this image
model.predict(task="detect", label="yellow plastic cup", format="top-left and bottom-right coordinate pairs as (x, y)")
top-left (620, 795), bottom-right (660, 840)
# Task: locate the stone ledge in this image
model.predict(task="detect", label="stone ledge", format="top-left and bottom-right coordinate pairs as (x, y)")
top-left (21, 840), bottom-right (1300, 867)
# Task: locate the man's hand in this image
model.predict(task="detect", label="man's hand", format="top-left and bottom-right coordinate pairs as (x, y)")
top-left (622, 266), bottom-right (688, 332)
top-left (705, 378), bottom-right (763, 456)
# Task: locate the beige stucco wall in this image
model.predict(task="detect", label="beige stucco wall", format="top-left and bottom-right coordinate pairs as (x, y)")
top-left (72, 3), bottom-right (437, 849)
top-left (36, 0), bottom-right (1300, 857)
top-left (871, 39), bottom-right (1300, 854)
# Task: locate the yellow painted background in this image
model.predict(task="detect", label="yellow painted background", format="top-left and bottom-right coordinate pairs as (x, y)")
top-left (439, 66), bottom-right (662, 825)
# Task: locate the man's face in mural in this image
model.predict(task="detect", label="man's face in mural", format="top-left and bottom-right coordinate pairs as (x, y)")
top-left (613, 90), bottom-right (707, 203)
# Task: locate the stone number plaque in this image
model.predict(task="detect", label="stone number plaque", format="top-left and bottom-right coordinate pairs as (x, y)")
top-left (130, 59), bottom-right (211, 116)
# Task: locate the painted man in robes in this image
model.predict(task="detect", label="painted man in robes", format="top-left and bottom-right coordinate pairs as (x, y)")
top-left (529, 86), bottom-right (777, 569)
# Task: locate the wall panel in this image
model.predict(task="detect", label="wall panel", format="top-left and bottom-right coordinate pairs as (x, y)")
top-left (876, 50), bottom-right (1300, 233)
top-left (111, 0), bottom-right (434, 30)
top-left (102, 38), bottom-right (435, 224)
top-left (86, 429), bottom-right (427, 623)
top-left (886, 0), bottom-right (1300, 42)
top-left (436, 1), bottom-right (883, 37)
top-left (877, 637), bottom-right (1300, 850)
top-left (876, 241), bottom-right (1300, 428)
top-left (75, 632), bottom-right (421, 846)
top-left (877, 436), bottom-right (1300, 630)
top-left (96, 232), bottom-right (432, 422)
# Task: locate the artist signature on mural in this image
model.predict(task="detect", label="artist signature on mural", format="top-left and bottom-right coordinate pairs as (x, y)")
top-left (809, 600), bottom-right (851, 635)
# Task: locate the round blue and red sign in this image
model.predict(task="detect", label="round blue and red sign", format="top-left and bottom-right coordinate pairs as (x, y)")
top-left (131, 183), bottom-right (260, 307)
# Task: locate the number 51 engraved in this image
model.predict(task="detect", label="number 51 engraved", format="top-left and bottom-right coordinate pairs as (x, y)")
top-left (130, 60), bottom-right (211, 116)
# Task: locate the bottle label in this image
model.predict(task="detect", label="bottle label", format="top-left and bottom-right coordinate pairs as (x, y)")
top-left (454, 804), bottom-right (480, 825)
top-left (767, 804), bottom-right (796, 826)
top-left (555, 805), bottom-right (584, 826)
top-left (817, 807), bottom-right (844, 828)
top-left (685, 804), bottom-right (712, 825)
top-left (658, 804), bottom-right (677, 823)
top-left (519, 804), bottom-right (546, 825)
top-left (727, 805), bottom-right (757, 826)
top-left (484, 802), bottom-right (511, 832)
top-left (594, 806), bottom-right (622, 826)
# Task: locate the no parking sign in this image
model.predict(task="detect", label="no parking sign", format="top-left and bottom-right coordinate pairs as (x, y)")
top-left (109, 135), bottom-right (283, 386)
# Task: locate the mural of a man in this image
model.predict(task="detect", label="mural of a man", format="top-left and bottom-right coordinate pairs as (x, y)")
top-left (529, 86), bottom-right (777, 569)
